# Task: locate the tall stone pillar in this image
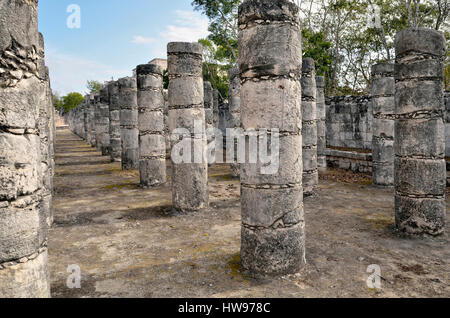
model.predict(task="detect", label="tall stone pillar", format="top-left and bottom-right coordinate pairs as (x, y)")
top-left (37, 33), bottom-right (53, 227)
top-left (371, 63), bottom-right (395, 186)
top-left (136, 64), bottom-right (166, 187)
top-left (239, 0), bottom-right (305, 276)
top-left (108, 81), bottom-right (122, 162)
top-left (163, 89), bottom-right (171, 157)
top-left (213, 89), bottom-right (219, 128)
top-left (97, 87), bottom-right (110, 155)
top-left (204, 81), bottom-right (214, 131)
top-left (301, 58), bottom-right (318, 196)
top-left (316, 76), bottom-right (326, 169)
top-left (394, 28), bottom-right (446, 235)
top-left (228, 68), bottom-right (241, 177)
top-left (167, 42), bottom-right (209, 213)
top-left (0, 0), bottom-right (50, 297)
top-left (118, 77), bottom-right (139, 170)
top-left (89, 95), bottom-right (96, 147)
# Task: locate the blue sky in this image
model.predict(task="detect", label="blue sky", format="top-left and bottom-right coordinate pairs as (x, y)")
top-left (38, 0), bottom-right (209, 95)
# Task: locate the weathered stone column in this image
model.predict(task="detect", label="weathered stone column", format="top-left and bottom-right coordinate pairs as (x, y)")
top-left (0, 0), bottom-right (50, 297)
top-left (239, 0), bottom-right (305, 276)
top-left (136, 64), bottom-right (166, 187)
top-left (371, 63), bottom-right (395, 186)
top-left (96, 87), bottom-right (110, 155)
top-left (204, 81), bottom-right (214, 132)
top-left (163, 89), bottom-right (171, 157)
top-left (88, 95), bottom-right (96, 147)
top-left (316, 76), bottom-right (326, 169)
top-left (228, 68), bottom-right (241, 177)
top-left (119, 77), bottom-right (139, 169)
top-left (167, 42), bottom-right (209, 213)
top-left (394, 28), bottom-right (446, 235)
top-left (301, 58), bottom-right (318, 196)
top-left (108, 81), bottom-right (122, 162)
top-left (213, 88), bottom-right (219, 128)
top-left (37, 33), bottom-right (54, 227)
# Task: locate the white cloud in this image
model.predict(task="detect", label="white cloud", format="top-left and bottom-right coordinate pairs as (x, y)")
top-left (45, 47), bottom-right (130, 96)
top-left (160, 10), bottom-right (209, 42)
top-left (131, 35), bottom-right (157, 44)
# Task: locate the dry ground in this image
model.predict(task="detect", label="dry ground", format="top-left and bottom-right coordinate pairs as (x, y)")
top-left (49, 127), bottom-right (449, 298)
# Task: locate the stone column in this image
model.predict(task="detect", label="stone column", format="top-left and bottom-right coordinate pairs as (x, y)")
top-left (213, 88), bottom-right (219, 128)
top-left (228, 68), bottom-right (241, 177)
top-left (371, 63), bottom-right (395, 186)
top-left (167, 42), bottom-right (209, 213)
top-left (239, 0), bottom-right (305, 276)
top-left (108, 81), bottom-right (122, 162)
top-left (394, 28), bottom-right (446, 235)
top-left (97, 87), bottom-right (110, 156)
top-left (136, 64), bottom-right (166, 187)
top-left (118, 77), bottom-right (139, 170)
top-left (163, 89), bottom-right (171, 157)
top-left (301, 58), bottom-right (318, 196)
top-left (37, 33), bottom-right (53, 228)
top-left (204, 81), bottom-right (214, 131)
top-left (316, 76), bottom-right (326, 169)
top-left (0, 0), bottom-right (50, 297)
top-left (89, 95), bottom-right (97, 147)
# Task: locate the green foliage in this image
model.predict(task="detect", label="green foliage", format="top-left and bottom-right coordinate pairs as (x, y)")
top-left (302, 29), bottom-right (332, 77)
top-left (62, 92), bottom-right (85, 113)
top-left (199, 38), bottom-right (230, 102)
top-left (52, 93), bottom-right (64, 111)
top-left (163, 69), bottom-right (169, 90)
top-left (86, 80), bottom-right (101, 94)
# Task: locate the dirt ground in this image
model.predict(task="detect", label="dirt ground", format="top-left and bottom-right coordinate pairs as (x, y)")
top-left (48, 127), bottom-right (449, 298)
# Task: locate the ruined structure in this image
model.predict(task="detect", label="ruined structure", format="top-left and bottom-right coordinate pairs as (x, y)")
top-left (301, 58), bottom-right (318, 196)
top-left (394, 28), bottom-right (446, 235)
top-left (204, 81), bottom-right (214, 132)
top-left (0, 0), bottom-right (50, 297)
top-left (167, 42), bottom-right (209, 213)
top-left (238, 0), bottom-right (305, 276)
top-left (119, 77), bottom-right (139, 170)
top-left (136, 64), bottom-right (166, 187)
top-left (97, 87), bottom-right (110, 156)
top-left (316, 76), bottom-right (326, 169)
top-left (371, 63), bottom-right (395, 186)
top-left (213, 89), bottom-right (219, 128)
top-left (228, 68), bottom-right (241, 177)
top-left (108, 81), bottom-right (122, 162)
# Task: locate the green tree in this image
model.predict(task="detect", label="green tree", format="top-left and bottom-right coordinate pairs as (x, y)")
top-left (87, 80), bottom-right (101, 94)
top-left (62, 92), bottom-right (85, 113)
top-left (302, 29), bottom-right (333, 77)
top-left (52, 93), bottom-right (64, 111)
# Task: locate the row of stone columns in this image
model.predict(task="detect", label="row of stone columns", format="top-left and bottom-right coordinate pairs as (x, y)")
top-left (136, 64), bottom-right (166, 187)
top-left (0, 0), bottom-right (52, 297)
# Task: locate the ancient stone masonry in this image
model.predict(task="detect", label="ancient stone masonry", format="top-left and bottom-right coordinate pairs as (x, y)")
top-left (213, 88), bottom-right (219, 128)
top-left (97, 86), bottom-right (110, 156)
top-left (163, 89), bottom-right (171, 156)
top-left (238, 0), bottom-right (305, 276)
top-left (136, 64), bottom-right (166, 187)
top-left (445, 91), bottom-right (450, 158)
top-left (37, 33), bottom-right (54, 227)
top-left (118, 77), bottom-right (139, 170)
top-left (0, 0), bottom-right (51, 297)
top-left (228, 68), bottom-right (241, 177)
top-left (167, 42), bottom-right (209, 213)
top-left (316, 76), bottom-right (326, 169)
top-left (204, 81), bottom-right (214, 131)
top-left (107, 81), bottom-right (121, 162)
top-left (88, 95), bottom-right (97, 147)
top-left (394, 28), bottom-right (446, 236)
top-left (301, 58), bottom-right (318, 196)
top-left (326, 95), bottom-right (373, 150)
top-left (371, 63), bottom-right (395, 186)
